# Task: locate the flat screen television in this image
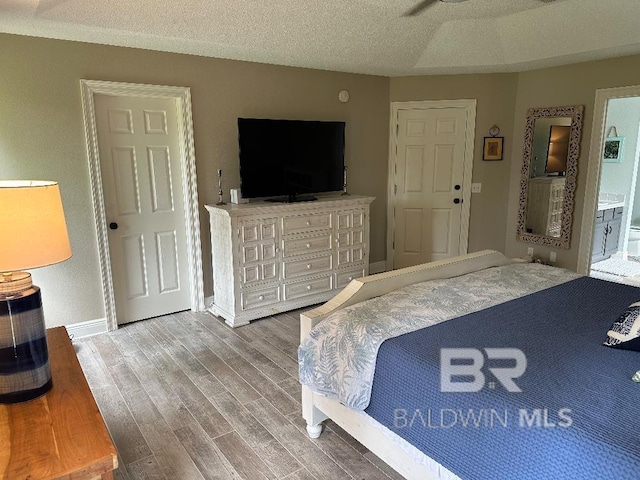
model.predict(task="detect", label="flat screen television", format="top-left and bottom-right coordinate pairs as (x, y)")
top-left (238, 118), bottom-right (345, 202)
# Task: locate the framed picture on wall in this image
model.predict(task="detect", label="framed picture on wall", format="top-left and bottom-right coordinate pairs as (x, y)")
top-left (483, 136), bottom-right (504, 161)
top-left (603, 137), bottom-right (624, 163)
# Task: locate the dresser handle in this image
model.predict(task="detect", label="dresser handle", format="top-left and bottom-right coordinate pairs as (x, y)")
top-left (258, 295), bottom-right (264, 301)
top-left (306, 221), bottom-right (311, 226)
top-left (306, 243), bottom-right (311, 249)
top-left (307, 264), bottom-right (312, 269)
top-left (348, 276), bottom-right (353, 281)
top-left (306, 285), bottom-right (312, 290)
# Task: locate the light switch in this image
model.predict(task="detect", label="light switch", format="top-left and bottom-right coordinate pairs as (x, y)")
top-left (471, 183), bottom-right (482, 193)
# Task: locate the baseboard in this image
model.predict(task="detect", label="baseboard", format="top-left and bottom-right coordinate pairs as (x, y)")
top-left (65, 318), bottom-right (108, 339)
top-left (369, 261), bottom-right (387, 274)
top-left (205, 295), bottom-right (215, 310)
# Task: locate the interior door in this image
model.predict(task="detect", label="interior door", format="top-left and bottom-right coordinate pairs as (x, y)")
top-left (94, 94), bottom-right (191, 324)
top-left (393, 107), bottom-right (469, 269)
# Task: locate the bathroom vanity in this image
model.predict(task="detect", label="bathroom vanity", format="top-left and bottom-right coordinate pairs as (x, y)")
top-left (592, 206), bottom-right (623, 263)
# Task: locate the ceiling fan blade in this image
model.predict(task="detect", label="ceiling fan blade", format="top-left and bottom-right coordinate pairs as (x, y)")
top-left (403, 0), bottom-right (440, 17)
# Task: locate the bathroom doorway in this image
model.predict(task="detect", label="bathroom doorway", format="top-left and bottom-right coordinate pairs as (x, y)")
top-left (590, 96), bottom-right (640, 285)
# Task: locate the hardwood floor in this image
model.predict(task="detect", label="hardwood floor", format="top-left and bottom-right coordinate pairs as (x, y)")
top-left (75, 309), bottom-right (404, 480)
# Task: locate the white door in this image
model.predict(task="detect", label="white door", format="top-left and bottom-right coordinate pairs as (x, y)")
top-left (393, 106), bottom-right (471, 269)
top-left (94, 94), bottom-right (191, 324)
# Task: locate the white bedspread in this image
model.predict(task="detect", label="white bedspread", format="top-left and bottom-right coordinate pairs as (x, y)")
top-left (298, 262), bottom-right (580, 410)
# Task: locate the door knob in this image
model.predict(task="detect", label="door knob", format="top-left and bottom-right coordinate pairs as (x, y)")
top-left (109, 222), bottom-right (119, 230)
top-left (453, 198), bottom-right (462, 204)
top-left (454, 185), bottom-right (461, 190)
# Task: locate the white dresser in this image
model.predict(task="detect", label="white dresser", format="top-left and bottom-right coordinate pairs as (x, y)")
top-left (205, 195), bottom-right (374, 327)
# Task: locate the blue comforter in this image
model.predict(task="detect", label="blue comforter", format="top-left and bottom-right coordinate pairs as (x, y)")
top-left (365, 277), bottom-right (640, 479)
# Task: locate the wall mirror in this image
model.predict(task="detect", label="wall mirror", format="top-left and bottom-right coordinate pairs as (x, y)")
top-left (516, 105), bottom-right (584, 249)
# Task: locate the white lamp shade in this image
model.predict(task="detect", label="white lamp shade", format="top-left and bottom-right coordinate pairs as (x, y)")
top-left (0, 181), bottom-right (72, 272)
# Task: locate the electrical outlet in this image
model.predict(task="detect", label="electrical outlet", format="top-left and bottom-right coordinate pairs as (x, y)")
top-left (527, 247), bottom-right (534, 256)
top-left (549, 251), bottom-right (557, 263)
top-left (471, 183), bottom-right (482, 193)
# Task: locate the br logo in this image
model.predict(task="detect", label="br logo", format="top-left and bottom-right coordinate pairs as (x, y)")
top-left (440, 348), bottom-right (527, 393)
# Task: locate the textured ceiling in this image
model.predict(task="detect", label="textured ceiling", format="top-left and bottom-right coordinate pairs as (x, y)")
top-left (2, 0), bottom-right (640, 76)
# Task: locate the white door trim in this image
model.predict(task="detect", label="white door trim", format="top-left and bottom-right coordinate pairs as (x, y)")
top-left (80, 79), bottom-right (205, 331)
top-left (577, 84), bottom-right (640, 275)
top-left (386, 99), bottom-right (477, 271)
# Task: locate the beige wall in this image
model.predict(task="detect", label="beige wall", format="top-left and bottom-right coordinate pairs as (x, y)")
top-left (390, 73), bottom-right (519, 254)
top-left (4, 29), bottom-right (640, 329)
top-left (505, 54), bottom-right (640, 270)
top-left (392, 54), bottom-right (640, 271)
top-left (0, 33), bottom-right (389, 327)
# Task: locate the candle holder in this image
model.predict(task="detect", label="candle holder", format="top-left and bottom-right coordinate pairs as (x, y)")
top-left (341, 166), bottom-right (350, 196)
top-left (216, 169), bottom-right (226, 205)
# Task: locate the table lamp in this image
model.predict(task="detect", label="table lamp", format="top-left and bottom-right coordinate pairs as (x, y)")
top-left (0, 181), bottom-right (72, 403)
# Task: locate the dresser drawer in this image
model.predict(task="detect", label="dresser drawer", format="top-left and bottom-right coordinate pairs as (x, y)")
top-left (283, 233), bottom-right (332, 257)
top-left (284, 275), bottom-right (333, 300)
top-left (283, 253), bottom-right (332, 279)
top-left (335, 268), bottom-right (366, 289)
top-left (241, 285), bottom-right (281, 311)
top-left (282, 213), bottom-right (331, 235)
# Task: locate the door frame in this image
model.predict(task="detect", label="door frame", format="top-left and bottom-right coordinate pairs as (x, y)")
top-left (386, 99), bottom-right (477, 270)
top-left (80, 79), bottom-right (205, 331)
top-left (576, 84), bottom-right (640, 275)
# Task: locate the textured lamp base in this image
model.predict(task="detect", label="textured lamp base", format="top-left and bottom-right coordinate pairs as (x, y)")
top-left (0, 284), bottom-right (52, 404)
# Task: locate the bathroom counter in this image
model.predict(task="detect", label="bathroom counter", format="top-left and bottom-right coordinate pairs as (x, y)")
top-left (593, 205), bottom-right (623, 263)
top-left (597, 201), bottom-right (625, 211)
top-left (598, 192), bottom-right (625, 212)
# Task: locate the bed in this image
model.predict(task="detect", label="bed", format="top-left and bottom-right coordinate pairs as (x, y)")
top-left (298, 250), bottom-right (640, 480)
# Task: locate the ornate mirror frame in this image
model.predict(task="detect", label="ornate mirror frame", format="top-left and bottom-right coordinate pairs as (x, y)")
top-left (516, 105), bottom-right (584, 249)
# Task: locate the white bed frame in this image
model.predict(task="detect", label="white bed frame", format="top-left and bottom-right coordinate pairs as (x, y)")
top-left (300, 250), bottom-right (516, 480)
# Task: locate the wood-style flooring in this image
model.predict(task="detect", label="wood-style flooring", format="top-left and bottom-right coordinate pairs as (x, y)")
top-left (75, 309), bottom-right (404, 480)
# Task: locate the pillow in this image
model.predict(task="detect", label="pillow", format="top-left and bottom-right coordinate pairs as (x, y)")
top-left (604, 301), bottom-right (640, 351)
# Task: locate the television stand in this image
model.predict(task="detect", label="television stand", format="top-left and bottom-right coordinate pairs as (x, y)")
top-left (265, 195), bottom-right (318, 203)
top-left (205, 195), bottom-right (374, 326)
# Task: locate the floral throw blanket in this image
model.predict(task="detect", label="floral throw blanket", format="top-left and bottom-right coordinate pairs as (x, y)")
top-left (298, 262), bottom-right (580, 410)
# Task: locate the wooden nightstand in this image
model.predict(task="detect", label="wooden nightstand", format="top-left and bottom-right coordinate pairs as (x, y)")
top-left (0, 326), bottom-right (117, 479)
